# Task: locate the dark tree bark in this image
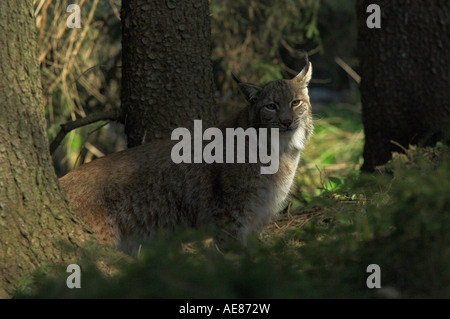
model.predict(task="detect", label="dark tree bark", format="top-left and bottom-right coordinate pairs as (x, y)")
top-left (0, 1), bottom-right (105, 297)
top-left (121, 0), bottom-right (218, 147)
top-left (356, 0), bottom-right (450, 171)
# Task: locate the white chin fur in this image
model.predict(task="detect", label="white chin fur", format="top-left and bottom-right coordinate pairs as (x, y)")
top-left (279, 127), bottom-right (306, 153)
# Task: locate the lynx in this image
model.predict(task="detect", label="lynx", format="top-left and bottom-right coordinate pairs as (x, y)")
top-left (59, 62), bottom-right (313, 252)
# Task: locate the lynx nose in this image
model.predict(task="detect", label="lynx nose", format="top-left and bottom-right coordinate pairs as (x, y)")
top-left (281, 119), bottom-right (292, 128)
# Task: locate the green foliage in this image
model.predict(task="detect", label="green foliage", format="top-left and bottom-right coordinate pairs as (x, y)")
top-left (211, 0), bottom-right (321, 88)
top-left (36, 0), bottom-right (123, 175)
top-left (294, 102), bottom-right (364, 202)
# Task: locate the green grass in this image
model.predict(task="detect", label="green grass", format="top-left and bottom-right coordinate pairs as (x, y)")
top-left (292, 102), bottom-right (364, 205)
top-left (18, 104), bottom-right (450, 298)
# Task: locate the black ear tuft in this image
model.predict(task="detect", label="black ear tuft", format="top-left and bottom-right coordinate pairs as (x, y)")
top-left (303, 51), bottom-right (310, 74)
top-left (293, 52), bottom-right (312, 86)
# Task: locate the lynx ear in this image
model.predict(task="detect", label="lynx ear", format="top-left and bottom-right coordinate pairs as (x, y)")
top-left (293, 62), bottom-right (312, 86)
top-left (233, 74), bottom-right (262, 104)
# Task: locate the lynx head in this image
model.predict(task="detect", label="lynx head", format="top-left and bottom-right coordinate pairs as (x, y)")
top-left (234, 61), bottom-right (313, 146)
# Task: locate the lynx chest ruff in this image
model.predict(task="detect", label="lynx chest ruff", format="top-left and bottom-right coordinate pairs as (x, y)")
top-left (240, 131), bottom-right (304, 238)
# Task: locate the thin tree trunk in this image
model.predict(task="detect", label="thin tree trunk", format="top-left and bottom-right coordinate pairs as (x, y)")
top-left (356, 0), bottom-right (450, 171)
top-left (0, 0), bottom-right (100, 297)
top-left (121, 0), bottom-right (218, 147)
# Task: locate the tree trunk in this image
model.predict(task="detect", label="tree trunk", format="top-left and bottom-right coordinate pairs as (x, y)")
top-left (0, 0), bottom-right (99, 297)
top-left (121, 0), bottom-right (218, 147)
top-left (356, 0), bottom-right (450, 172)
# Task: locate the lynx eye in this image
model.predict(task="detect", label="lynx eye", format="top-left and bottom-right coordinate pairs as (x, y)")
top-left (291, 100), bottom-right (303, 108)
top-left (264, 103), bottom-right (277, 111)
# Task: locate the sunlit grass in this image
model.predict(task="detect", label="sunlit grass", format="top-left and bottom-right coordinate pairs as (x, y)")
top-left (292, 102), bottom-right (364, 206)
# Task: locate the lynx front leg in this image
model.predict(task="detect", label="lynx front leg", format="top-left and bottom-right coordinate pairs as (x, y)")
top-left (212, 210), bottom-right (259, 251)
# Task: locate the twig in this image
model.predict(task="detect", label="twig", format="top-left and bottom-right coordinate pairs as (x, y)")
top-left (72, 120), bottom-right (111, 168)
top-left (280, 39), bottom-right (321, 59)
top-left (50, 109), bottom-right (121, 155)
top-left (34, 0), bottom-right (46, 17)
top-left (72, 64), bottom-right (122, 87)
top-left (84, 142), bottom-right (105, 158)
top-left (108, 0), bottom-right (121, 20)
top-left (390, 140), bottom-right (409, 153)
top-left (286, 201), bottom-right (292, 219)
top-left (334, 57), bottom-right (361, 84)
